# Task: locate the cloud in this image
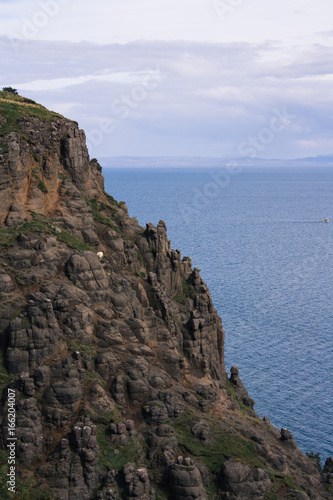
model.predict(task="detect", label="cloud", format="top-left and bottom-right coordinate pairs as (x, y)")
top-left (1, 37), bottom-right (333, 158)
top-left (1, 0), bottom-right (333, 46)
top-left (14, 69), bottom-right (163, 91)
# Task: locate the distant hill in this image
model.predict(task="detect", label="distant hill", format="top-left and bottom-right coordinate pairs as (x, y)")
top-left (99, 155), bottom-right (333, 168)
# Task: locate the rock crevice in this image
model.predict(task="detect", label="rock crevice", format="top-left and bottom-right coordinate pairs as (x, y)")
top-left (0, 95), bottom-right (331, 500)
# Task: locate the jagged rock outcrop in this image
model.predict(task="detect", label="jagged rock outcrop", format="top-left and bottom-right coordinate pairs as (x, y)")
top-left (123, 462), bottom-right (154, 500)
top-left (322, 458), bottom-right (333, 494)
top-left (0, 93), bottom-right (331, 499)
top-left (219, 460), bottom-right (272, 499)
top-left (36, 417), bottom-right (100, 500)
top-left (169, 456), bottom-right (208, 500)
top-left (229, 365), bottom-right (255, 409)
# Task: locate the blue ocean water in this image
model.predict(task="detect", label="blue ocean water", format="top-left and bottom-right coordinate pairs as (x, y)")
top-left (104, 166), bottom-right (333, 462)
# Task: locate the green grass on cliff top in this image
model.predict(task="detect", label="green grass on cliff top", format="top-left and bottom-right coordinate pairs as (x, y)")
top-left (0, 91), bottom-right (64, 136)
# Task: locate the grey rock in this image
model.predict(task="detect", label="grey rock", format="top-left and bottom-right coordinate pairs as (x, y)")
top-left (280, 427), bottom-right (297, 449)
top-left (146, 424), bottom-right (178, 470)
top-left (169, 459), bottom-right (208, 499)
top-left (5, 201), bottom-right (26, 226)
top-left (0, 98), bottom-right (330, 500)
top-left (66, 252), bottom-right (109, 292)
top-left (0, 270), bottom-right (15, 292)
top-left (6, 294), bottom-right (64, 373)
top-left (229, 366), bottom-right (255, 409)
top-left (123, 463), bottom-right (152, 500)
top-left (322, 457), bottom-right (333, 491)
top-left (219, 460), bottom-right (272, 499)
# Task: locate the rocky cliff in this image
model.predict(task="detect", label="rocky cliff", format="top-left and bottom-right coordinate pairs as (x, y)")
top-left (0, 92), bottom-right (332, 499)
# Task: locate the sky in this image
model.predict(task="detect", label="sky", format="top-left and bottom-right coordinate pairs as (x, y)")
top-left (0, 0), bottom-right (333, 159)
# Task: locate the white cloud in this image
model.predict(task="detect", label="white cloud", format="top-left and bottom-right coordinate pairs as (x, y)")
top-left (14, 69), bottom-right (163, 91)
top-left (15, 75), bottom-right (93, 91)
top-left (1, 0), bottom-right (333, 160)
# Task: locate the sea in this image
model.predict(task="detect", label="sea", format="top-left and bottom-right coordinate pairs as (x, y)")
top-left (103, 164), bottom-right (333, 463)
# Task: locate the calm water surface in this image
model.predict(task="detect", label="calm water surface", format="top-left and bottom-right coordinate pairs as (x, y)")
top-left (104, 166), bottom-right (333, 461)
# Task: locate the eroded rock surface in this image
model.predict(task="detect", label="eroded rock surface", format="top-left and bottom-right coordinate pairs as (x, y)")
top-left (0, 95), bottom-right (331, 500)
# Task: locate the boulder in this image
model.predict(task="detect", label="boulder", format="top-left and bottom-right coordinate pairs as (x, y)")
top-left (219, 460), bottom-right (272, 499)
top-left (169, 457), bottom-right (208, 499)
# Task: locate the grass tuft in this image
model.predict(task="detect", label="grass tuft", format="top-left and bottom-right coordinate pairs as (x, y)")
top-left (85, 198), bottom-right (114, 226)
top-left (96, 425), bottom-right (141, 474)
top-left (0, 91), bottom-right (64, 137)
top-left (169, 409), bottom-right (265, 497)
top-left (0, 212), bottom-right (93, 252)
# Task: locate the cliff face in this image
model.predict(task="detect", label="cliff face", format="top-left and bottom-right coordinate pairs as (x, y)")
top-left (0, 93), bottom-right (332, 500)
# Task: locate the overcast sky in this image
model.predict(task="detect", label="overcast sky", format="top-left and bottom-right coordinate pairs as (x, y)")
top-left (1, 0), bottom-right (333, 159)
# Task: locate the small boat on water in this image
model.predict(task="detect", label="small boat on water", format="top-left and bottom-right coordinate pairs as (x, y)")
top-left (321, 218), bottom-right (330, 223)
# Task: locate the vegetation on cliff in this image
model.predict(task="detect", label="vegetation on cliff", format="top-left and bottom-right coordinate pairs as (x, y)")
top-left (0, 91), bottom-right (64, 136)
top-left (0, 98), bottom-right (332, 499)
